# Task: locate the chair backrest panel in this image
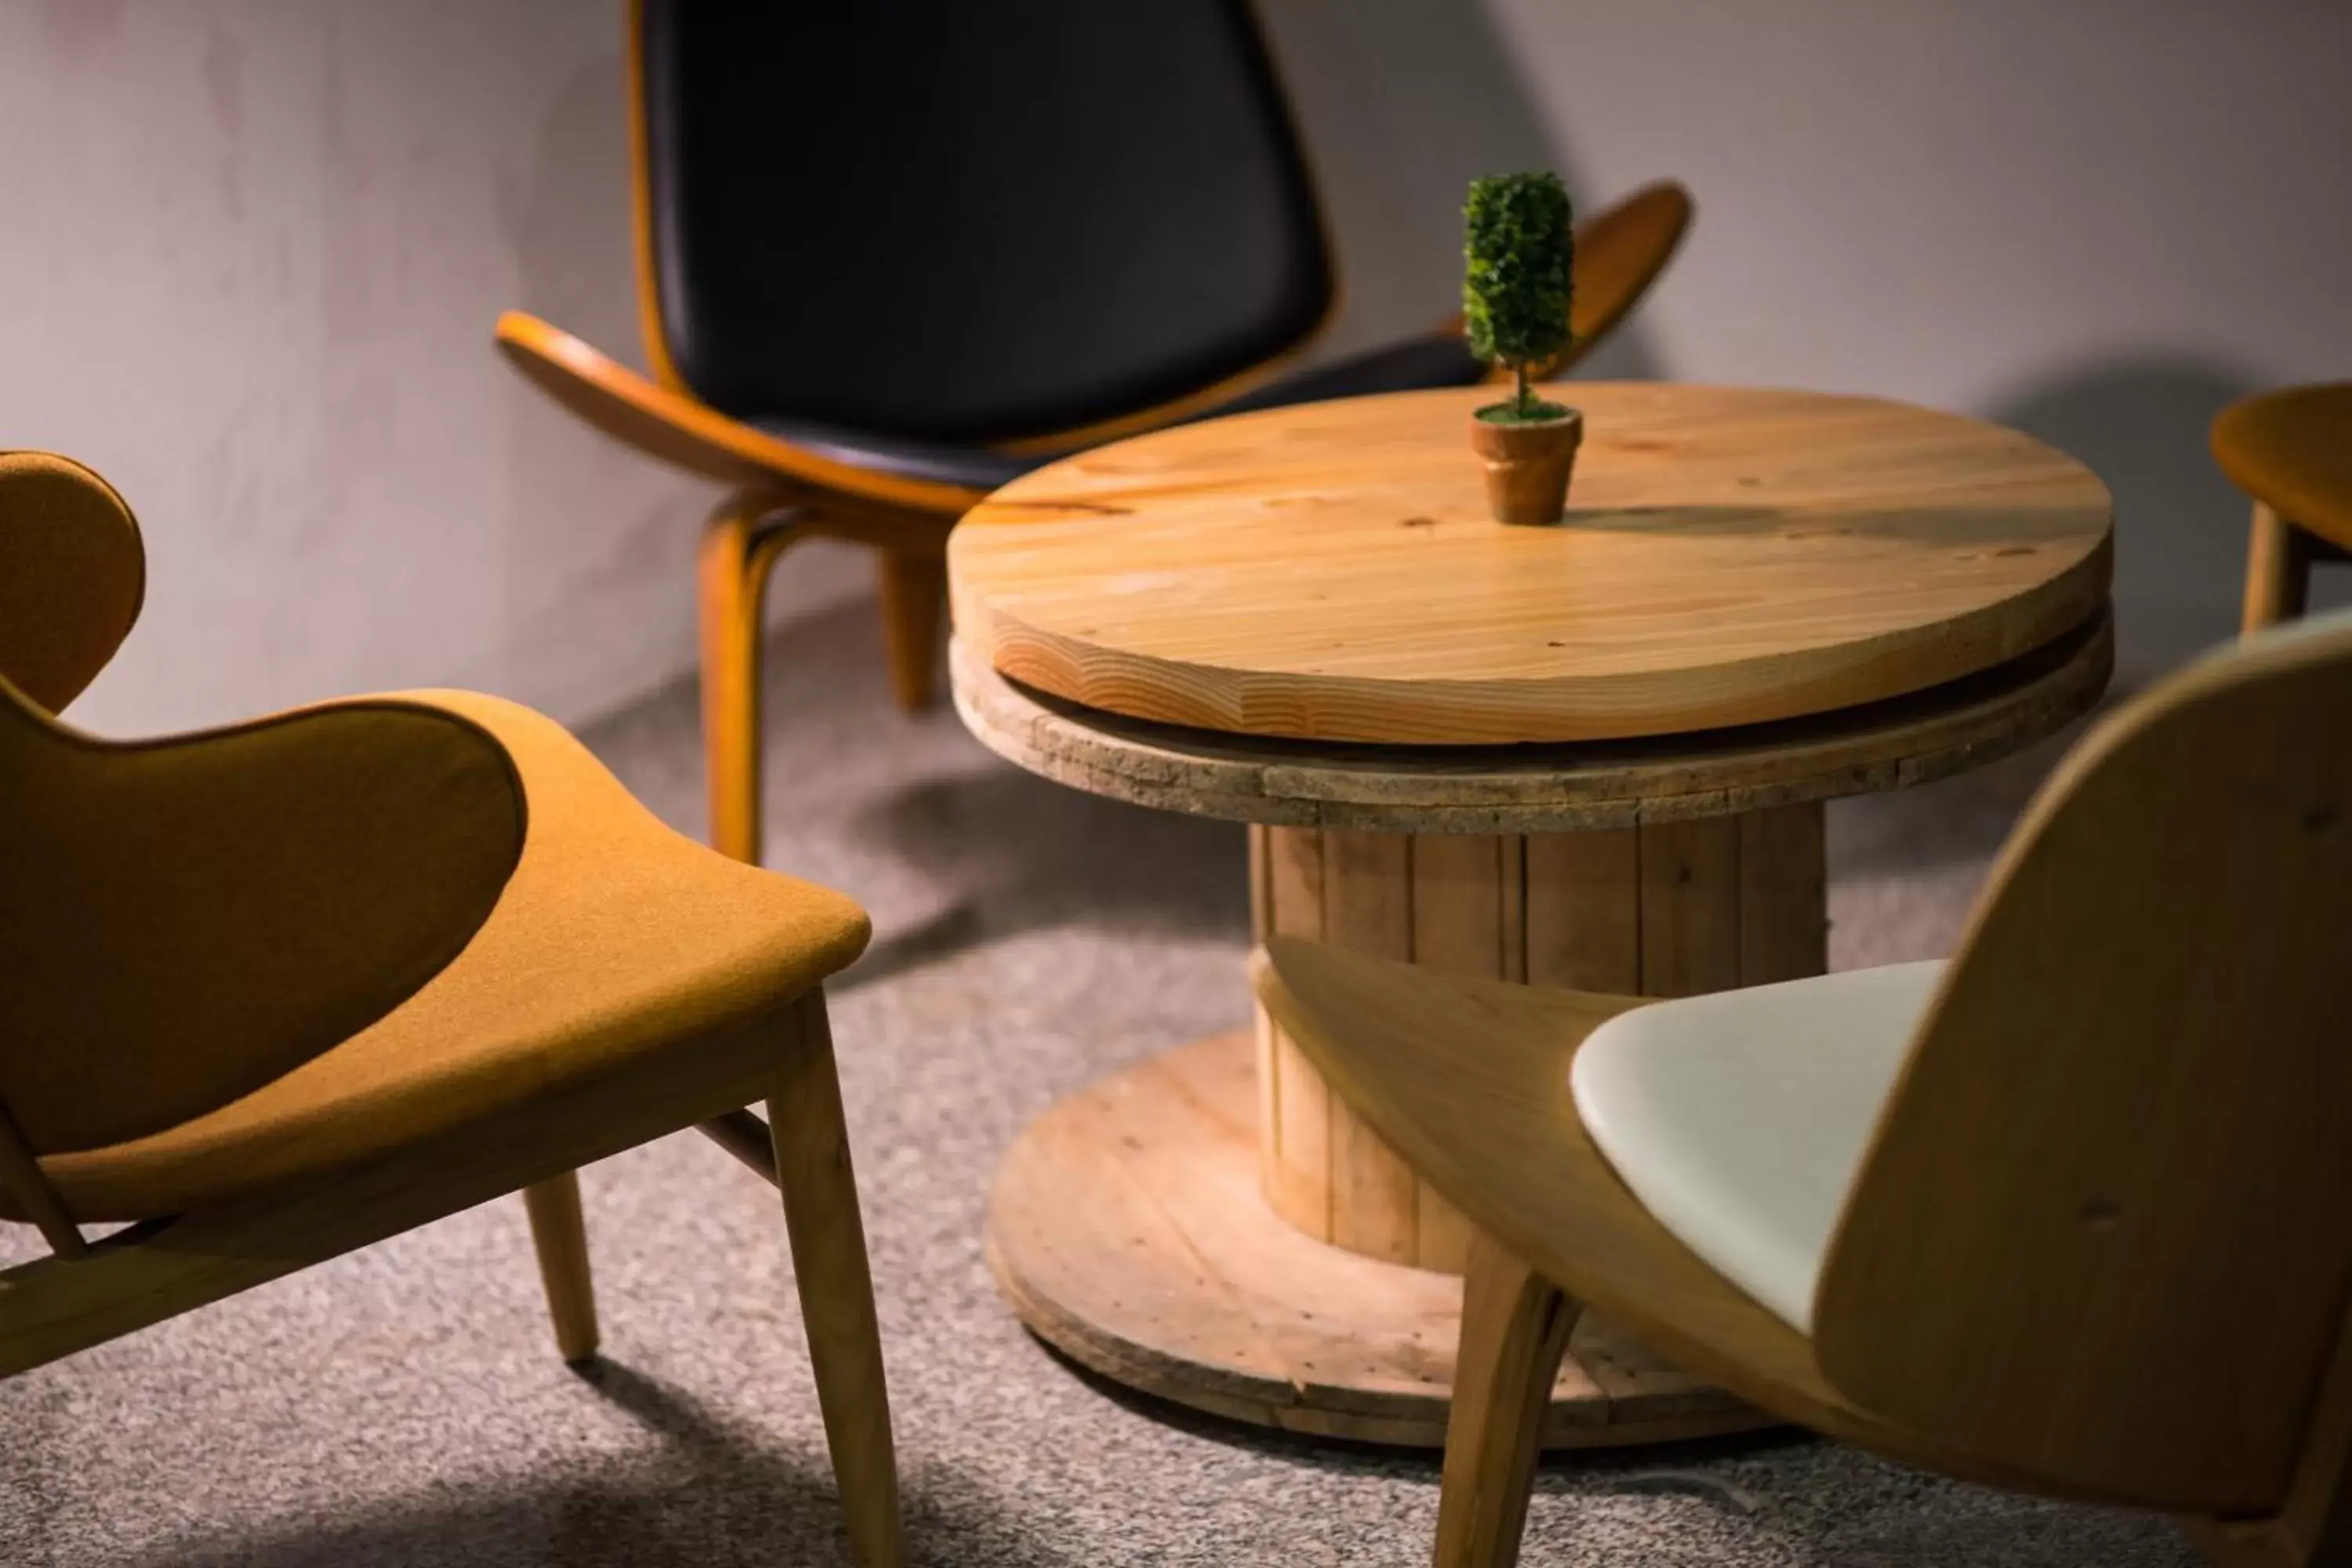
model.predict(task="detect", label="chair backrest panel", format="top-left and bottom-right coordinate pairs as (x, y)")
top-left (0, 458), bottom-right (527, 1164)
top-left (0, 452), bottom-right (143, 712)
top-left (636, 0), bottom-right (1331, 443)
top-left (1815, 611), bottom-right (2352, 1512)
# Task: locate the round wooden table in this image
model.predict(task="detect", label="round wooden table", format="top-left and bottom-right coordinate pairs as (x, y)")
top-left (947, 383), bottom-right (2114, 1448)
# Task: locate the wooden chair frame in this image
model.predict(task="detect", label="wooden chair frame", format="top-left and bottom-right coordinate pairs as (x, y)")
top-left (1251, 605), bottom-right (2352, 1568)
top-left (2, 444), bottom-right (905, 1555)
top-left (2243, 500), bottom-right (2351, 633)
top-left (2216, 383), bottom-right (2352, 636)
top-left (1, 989), bottom-right (906, 1567)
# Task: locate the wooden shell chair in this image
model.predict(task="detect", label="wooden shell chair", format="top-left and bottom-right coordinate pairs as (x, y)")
top-left (1253, 604), bottom-right (2352, 1568)
top-left (495, 0), bottom-right (1694, 866)
top-left (2215, 382), bottom-right (2352, 632)
top-left (0, 452), bottom-right (906, 1567)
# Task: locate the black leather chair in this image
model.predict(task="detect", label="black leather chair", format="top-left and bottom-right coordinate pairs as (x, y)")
top-left (498, 0), bottom-right (1693, 866)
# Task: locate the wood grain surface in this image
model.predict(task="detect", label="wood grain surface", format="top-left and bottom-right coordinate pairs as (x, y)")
top-left (984, 1031), bottom-right (1766, 1450)
top-left (1244, 937), bottom-right (2063, 1501)
top-left (1813, 601), bottom-right (2352, 1515)
top-left (950, 608), bottom-right (2111, 836)
top-left (1250, 605), bottom-right (2352, 1542)
top-left (951, 383), bottom-right (2111, 745)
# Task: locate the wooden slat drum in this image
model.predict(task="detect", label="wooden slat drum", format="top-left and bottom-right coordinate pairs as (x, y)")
top-left (1254, 805), bottom-right (1824, 1275)
top-left (951, 383), bottom-right (2114, 1449)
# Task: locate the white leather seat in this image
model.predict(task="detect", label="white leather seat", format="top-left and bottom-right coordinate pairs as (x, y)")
top-left (1569, 961), bottom-right (1947, 1331)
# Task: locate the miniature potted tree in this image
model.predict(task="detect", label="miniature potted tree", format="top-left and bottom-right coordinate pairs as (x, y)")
top-left (1464, 172), bottom-right (1579, 524)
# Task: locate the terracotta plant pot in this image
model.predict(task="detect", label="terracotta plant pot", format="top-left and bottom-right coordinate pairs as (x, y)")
top-left (1469, 405), bottom-right (1584, 525)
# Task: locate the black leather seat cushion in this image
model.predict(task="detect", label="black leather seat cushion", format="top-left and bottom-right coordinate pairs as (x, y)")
top-left (641, 1), bottom-right (1332, 445)
top-left (757, 330), bottom-right (1490, 495)
top-left (1208, 331), bottom-right (1486, 419)
top-left (753, 417), bottom-right (1044, 495)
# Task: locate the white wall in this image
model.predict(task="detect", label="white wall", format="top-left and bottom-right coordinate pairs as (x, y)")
top-left (1477, 0), bottom-right (2352, 681)
top-left (0, 0), bottom-right (866, 735)
top-left (7, 1), bottom-right (2347, 735)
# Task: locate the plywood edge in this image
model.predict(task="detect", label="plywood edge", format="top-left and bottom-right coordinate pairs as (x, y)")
top-left (983, 1033), bottom-right (1771, 1451)
top-left (950, 611), bottom-right (2110, 833)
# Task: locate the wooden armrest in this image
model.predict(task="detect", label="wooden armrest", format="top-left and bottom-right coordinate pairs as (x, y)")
top-left (492, 311), bottom-right (985, 515)
top-left (1559, 180), bottom-right (1693, 372)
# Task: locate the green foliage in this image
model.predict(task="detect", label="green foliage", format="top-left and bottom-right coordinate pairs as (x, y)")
top-left (1463, 172), bottom-right (1573, 419)
top-left (1474, 396), bottom-right (1570, 425)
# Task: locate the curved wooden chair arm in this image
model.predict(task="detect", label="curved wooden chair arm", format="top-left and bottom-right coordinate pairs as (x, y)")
top-left (1245, 935), bottom-right (2076, 1504)
top-left (493, 310), bottom-right (986, 516)
top-left (1559, 180), bottom-right (1693, 373)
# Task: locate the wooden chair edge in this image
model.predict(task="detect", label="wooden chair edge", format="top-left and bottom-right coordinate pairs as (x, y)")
top-left (0, 989), bottom-right (829, 1377)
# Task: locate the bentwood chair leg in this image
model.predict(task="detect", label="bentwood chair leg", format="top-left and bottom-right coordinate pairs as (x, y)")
top-left (2181, 1511), bottom-right (2352, 1568)
top-left (1435, 1229), bottom-right (1581, 1568)
top-left (2245, 501), bottom-right (2313, 633)
top-left (697, 488), bottom-right (802, 865)
top-left (875, 546), bottom-right (948, 713)
top-left (522, 1171), bottom-right (599, 1363)
top-left (768, 991), bottom-right (903, 1567)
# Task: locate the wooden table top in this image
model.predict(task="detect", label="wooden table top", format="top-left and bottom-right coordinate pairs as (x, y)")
top-left (949, 383), bottom-right (2114, 746)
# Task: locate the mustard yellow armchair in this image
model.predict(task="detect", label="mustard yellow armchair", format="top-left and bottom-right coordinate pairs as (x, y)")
top-left (0, 452), bottom-right (905, 1566)
top-left (2212, 382), bottom-right (2352, 632)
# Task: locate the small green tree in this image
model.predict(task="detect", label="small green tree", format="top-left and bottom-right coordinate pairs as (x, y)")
top-left (1464, 172), bottom-right (1573, 422)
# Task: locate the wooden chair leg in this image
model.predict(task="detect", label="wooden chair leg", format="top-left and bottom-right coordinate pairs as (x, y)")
top-left (697, 489), bottom-right (802, 865)
top-left (2245, 501), bottom-right (2313, 633)
top-left (769, 991), bottom-right (903, 1568)
top-left (522, 1171), bottom-right (599, 1363)
top-left (875, 546), bottom-right (947, 713)
top-left (1434, 1229), bottom-right (1581, 1568)
top-left (2181, 1513), bottom-right (2352, 1568)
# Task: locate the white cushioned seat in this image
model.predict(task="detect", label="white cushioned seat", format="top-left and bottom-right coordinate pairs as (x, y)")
top-left (1568, 961), bottom-right (1947, 1332)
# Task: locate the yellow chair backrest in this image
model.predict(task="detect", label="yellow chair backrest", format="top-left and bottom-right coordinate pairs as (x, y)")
top-left (1817, 608), bottom-right (2352, 1512)
top-left (0, 454), bottom-right (528, 1156)
top-left (0, 452), bottom-right (144, 713)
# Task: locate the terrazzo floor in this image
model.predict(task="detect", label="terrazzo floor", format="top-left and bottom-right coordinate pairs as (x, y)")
top-left (1, 597), bottom-right (2196, 1566)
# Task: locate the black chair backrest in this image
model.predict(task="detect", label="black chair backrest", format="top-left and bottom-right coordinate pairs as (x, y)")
top-left (637, 0), bottom-right (1331, 445)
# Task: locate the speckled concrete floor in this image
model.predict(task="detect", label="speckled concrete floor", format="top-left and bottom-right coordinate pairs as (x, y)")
top-left (0, 598), bottom-right (2194, 1567)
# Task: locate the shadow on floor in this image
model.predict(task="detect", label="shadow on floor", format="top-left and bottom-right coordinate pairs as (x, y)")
top-left (1029, 1335), bottom-right (2186, 1563)
top-left (846, 767), bottom-right (1248, 948)
top-left (1031, 1330), bottom-right (1819, 1487)
top-left (96, 1361), bottom-right (1072, 1568)
top-left (835, 897), bottom-right (991, 993)
top-left (583, 591), bottom-right (1250, 978)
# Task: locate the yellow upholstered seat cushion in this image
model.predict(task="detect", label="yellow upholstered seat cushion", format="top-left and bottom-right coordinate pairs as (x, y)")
top-left (31, 689), bottom-right (870, 1221)
top-left (2211, 383), bottom-right (2352, 552)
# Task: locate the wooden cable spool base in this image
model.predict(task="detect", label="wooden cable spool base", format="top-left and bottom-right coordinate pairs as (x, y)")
top-left (988, 1033), bottom-right (1766, 1448)
top-left (968, 613), bottom-right (2113, 1448)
